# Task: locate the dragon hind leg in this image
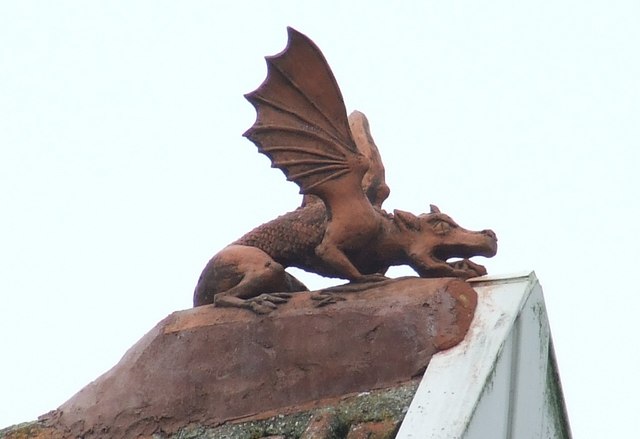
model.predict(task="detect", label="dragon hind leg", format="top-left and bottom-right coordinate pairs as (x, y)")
top-left (193, 245), bottom-right (307, 313)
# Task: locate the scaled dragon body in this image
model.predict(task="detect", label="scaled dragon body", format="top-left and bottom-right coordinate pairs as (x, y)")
top-left (194, 28), bottom-right (497, 313)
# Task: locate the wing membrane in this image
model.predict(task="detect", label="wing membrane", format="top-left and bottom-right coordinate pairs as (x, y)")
top-left (244, 27), bottom-right (366, 198)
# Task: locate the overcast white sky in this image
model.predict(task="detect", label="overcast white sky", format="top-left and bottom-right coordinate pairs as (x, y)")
top-left (1, 2), bottom-right (638, 437)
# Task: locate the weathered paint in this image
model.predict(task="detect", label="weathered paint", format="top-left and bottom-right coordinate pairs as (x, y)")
top-left (396, 272), bottom-right (572, 439)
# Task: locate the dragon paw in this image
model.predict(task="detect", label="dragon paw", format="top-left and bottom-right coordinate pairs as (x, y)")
top-left (311, 292), bottom-right (347, 308)
top-left (353, 273), bottom-right (390, 283)
top-left (448, 259), bottom-right (487, 279)
top-left (247, 293), bottom-right (293, 314)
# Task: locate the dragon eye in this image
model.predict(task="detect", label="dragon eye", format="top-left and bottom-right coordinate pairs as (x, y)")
top-left (432, 221), bottom-right (451, 235)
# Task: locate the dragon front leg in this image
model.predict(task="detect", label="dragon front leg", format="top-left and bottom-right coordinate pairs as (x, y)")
top-left (314, 239), bottom-right (362, 281)
top-left (315, 239), bottom-right (385, 283)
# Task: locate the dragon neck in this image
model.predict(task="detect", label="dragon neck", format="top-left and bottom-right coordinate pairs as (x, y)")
top-left (324, 193), bottom-right (374, 222)
top-left (371, 211), bottom-right (411, 266)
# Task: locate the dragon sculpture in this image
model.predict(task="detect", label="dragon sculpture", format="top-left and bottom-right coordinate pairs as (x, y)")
top-left (194, 28), bottom-right (497, 314)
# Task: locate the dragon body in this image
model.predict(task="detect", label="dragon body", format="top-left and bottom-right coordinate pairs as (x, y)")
top-left (194, 28), bottom-right (498, 313)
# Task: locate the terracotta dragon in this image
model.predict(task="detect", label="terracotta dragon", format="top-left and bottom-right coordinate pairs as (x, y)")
top-left (194, 28), bottom-right (497, 313)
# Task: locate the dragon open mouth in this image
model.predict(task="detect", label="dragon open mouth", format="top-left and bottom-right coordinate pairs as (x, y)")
top-left (431, 233), bottom-right (498, 264)
top-left (433, 246), bottom-right (485, 263)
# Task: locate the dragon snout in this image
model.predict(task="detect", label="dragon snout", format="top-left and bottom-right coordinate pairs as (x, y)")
top-left (482, 229), bottom-right (497, 241)
top-left (480, 229), bottom-right (498, 257)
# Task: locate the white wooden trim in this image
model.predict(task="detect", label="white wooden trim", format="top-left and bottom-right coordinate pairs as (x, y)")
top-left (397, 272), bottom-right (571, 439)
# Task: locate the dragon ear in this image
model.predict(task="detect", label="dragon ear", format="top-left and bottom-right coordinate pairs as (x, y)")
top-left (430, 204), bottom-right (441, 214)
top-left (394, 209), bottom-right (421, 231)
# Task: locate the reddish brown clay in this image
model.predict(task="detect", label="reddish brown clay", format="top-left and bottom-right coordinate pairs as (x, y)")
top-left (193, 28), bottom-right (497, 313)
top-left (44, 277), bottom-right (476, 438)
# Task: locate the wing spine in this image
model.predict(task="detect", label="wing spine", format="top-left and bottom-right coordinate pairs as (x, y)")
top-left (247, 94), bottom-right (347, 152)
top-left (243, 27), bottom-right (368, 199)
top-left (263, 58), bottom-right (352, 150)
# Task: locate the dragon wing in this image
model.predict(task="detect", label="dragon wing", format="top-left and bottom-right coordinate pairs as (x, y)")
top-left (348, 110), bottom-right (390, 208)
top-left (244, 27), bottom-right (369, 204)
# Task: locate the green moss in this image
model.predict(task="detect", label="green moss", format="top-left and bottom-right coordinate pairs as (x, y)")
top-left (1, 382), bottom-right (417, 439)
top-left (0, 421), bottom-right (60, 439)
top-left (545, 346), bottom-right (572, 438)
top-left (156, 381), bottom-right (418, 439)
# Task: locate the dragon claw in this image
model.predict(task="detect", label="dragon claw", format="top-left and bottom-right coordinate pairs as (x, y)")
top-left (448, 259), bottom-right (487, 278)
top-left (311, 292), bottom-right (347, 308)
top-left (246, 293), bottom-right (292, 314)
top-left (354, 273), bottom-right (389, 283)
top-left (249, 302), bottom-right (276, 314)
top-left (262, 293), bottom-right (293, 303)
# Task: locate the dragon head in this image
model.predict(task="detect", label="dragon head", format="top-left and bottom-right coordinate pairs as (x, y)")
top-left (393, 205), bottom-right (498, 279)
